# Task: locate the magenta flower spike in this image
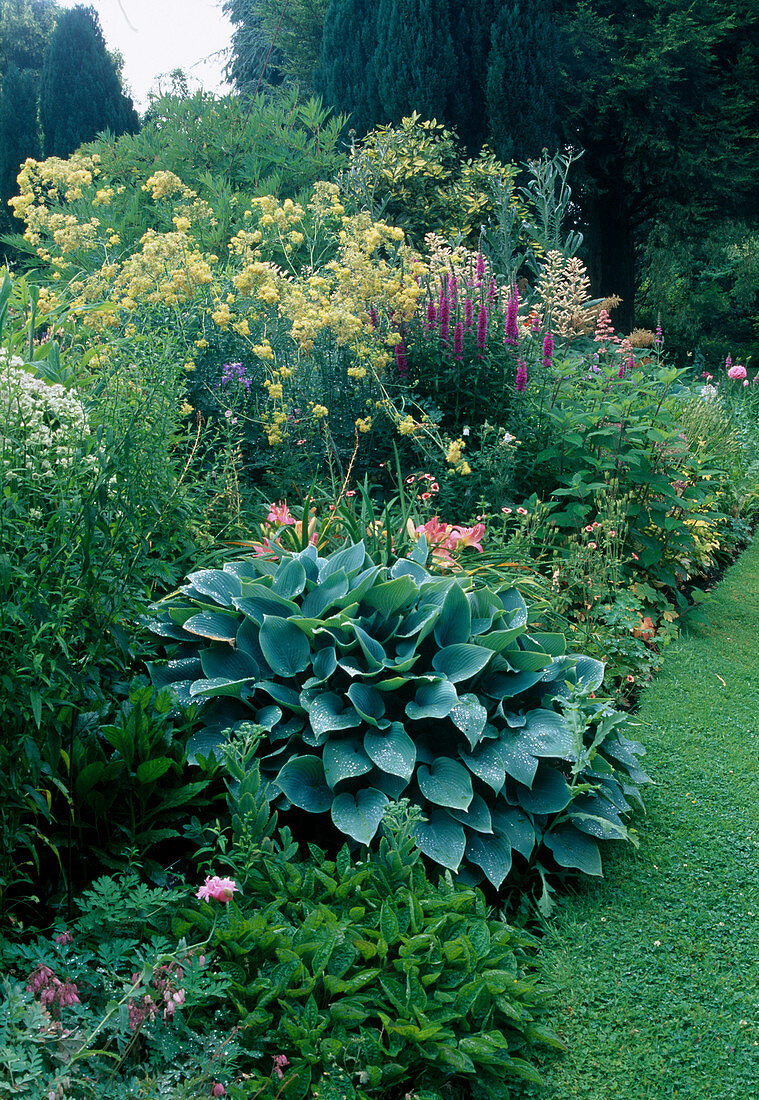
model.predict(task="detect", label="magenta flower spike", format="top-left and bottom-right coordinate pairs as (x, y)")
top-left (426, 298), bottom-right (437, 331)
top-left (395, 339), bottom-right (409, 376)
top-left (476, 303), bottom-right (488, 350)
top-left (453, 321), bottom-right (464, 361)
top-left (542, 331), bottom-right (554, 369)
top-left (505, 288), bottom-right (519, 346)
top-left (515, 359), bottom-right (527, 392)
top-left (439, 287), bottom-right (450, 342)
top-left (464, 297), bottom-right (474, 331)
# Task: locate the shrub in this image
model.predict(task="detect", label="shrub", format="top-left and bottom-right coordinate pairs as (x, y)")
top-left (148, 538), bottom-right (649, 892)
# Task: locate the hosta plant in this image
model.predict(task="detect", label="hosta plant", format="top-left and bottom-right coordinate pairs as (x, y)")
top-left (148, 540), bottom-right (649, 887)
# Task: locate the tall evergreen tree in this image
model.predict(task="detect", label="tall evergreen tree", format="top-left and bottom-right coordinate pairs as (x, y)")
top-left (0, 62), bottom-right (40, 231)
top-left (317, 0), bottom-right (382, 135)
top-left (39, 4), bottom-right (138, 159)
top-left (374, 0), bottom-right (457, 124)
top-left (0, 0), bottom-right (58, 79)
top-left (486, 0), bottom-right (558, 163)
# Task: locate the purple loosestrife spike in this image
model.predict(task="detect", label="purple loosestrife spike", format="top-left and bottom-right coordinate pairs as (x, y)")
top-left (476, 303), bottom-right (488, 350)
top-left (505, 289), bottom-right (519, 346)
top-left (476, 252), bottom-right (485, 280)
top-left (655, 319), bottom-right (663, 345)
top-left (454, 321), bottom-right (464, 361)
top-left (368, 306), bottom-right (379, 329)
top-left (395, 339), bottom-right (409, 376)
top-left (464, 297), bottom-right (474, 331)
top-left (542, 331), bottom-right (554, 370)
top-left (439, 288), bottom-right (450, 343)
top-left (426, 298), bottom-right (437, 331)
top-left (515, 359), bottom-right (527, 392)
top-left (450, 274), bottom-right (459, 307)
top-left (725, 354), bottom-right (733, 371)
top-left (487, 278), bottom-right (497, 308)
top-left (618, 362), bottom-right (626, 378)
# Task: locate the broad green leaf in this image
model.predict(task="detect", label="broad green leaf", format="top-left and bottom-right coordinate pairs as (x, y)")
top-left (259, 616), bottom-right (311, 677)
top-left (433, 582), bottom-right (471, 646)
top-left (459, 743), bottom-right (506, 793)
top-left (527, 632), bottom-right (566, 656)
top-left (323, 738), bottom-right (373, 788)
top-left (352, 624), bottom-right (386, 669)
top-left (390, 558), bottom-right (428, 583)
top-left (200, 646), bottom-right (259, 681)
top-left (362, 575), bottom-right (418, 617)
top-left (185, 728), bottom-right (227, 766)
top-left (414, 809), bottom-right (466, 871)
top-left (544, 824), bottom-right (602, 875)
top-left (503, 646), bottom-right (553, 673)
top-left (448, 793), bottom-right (493, 833)
top-left (477, 626), bottom-right (526, 652)
top-left (517, 766), bottom-right (571, 814)
top-left (405, 679), bottom-right (458, 721)
top-left (499, 587), bottom-right (528, 627)
top-left (307, 692), bottom-right (362, 740)
top-left (568, 805), bottom-right (628, 841)
top-left (497, 738), bottom-right (539, 787)
top-left (233, 584), bottom-right (300, 623)
top-left (348, 683), bottom-right (386, 726)
top-left (311, 647), bottom-right (337, 682)
top-left (331, 787), bottom-right (388, 845)
top-left (182, 612), bottom-right (238, 643)
top-left (272, 558), bottom-right (307, 599)
top-left (185, 569), bottom-right (241, 606)
top-left (147, 657), bottom-right (203, 689)
top-left (520, 709), bottom-right (577, 758)
top-left (257, 680), bottom-right (306, 713)
top-left (301, 569), bottom-right (350, 617)
top-left (465, 833), bottom-right (512, 888)
top-left (276, 756), bottom-right (332, 812)
top-left (570, 654), bottom-right (606, 691)
top-left (491, 804), bottom-right (535, 859)
top-left (364, 723), bottom-right (416, 780)
top-left (417, 759), bottom-right (473, 810)
top-left (396, 606), bottom-right (439, 641)
top-left (432, 643), bottom-right (492, 683)
top-left (135, 757), bottom-right (172, 784)
top-left (235, 618), bottom-right (267, 667)
top-left (189, 677), bottom-right (254, 699)
top-left (449, 692), bottom-right (488, 748)
top-left (469, 589), bottom-right (503, 635)
top-left (434, 1044), bottom-right (476, 1074)
top-left (319, 540), bottom-right (367, 580)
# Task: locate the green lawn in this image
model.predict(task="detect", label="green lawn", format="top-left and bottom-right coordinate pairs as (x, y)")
top-left (520, 534), bottom-right (759, 1099)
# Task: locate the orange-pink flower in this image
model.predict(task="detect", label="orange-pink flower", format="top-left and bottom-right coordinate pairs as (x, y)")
top-left (266, 500), bottom-right (297, 526)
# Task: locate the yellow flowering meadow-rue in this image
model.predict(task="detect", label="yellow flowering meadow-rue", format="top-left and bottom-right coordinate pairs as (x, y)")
top-left (347, 366), bottom-right (367, 380)
top-left (311, 404), bottom-right (329, 420)
top-left (398, 415), bottom-right (416, 437)
top-left (179, 401), bottom-right (194, 415)
top-left (355, 417), bottom-right (373, 433)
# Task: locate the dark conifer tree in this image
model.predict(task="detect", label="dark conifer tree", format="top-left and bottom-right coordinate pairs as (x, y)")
top-left (39, 4), bottom-right (138, 159)
top-left (0, 62), bottom-right (40, 230)
top-left (316, 0), bottom-right (381, 135)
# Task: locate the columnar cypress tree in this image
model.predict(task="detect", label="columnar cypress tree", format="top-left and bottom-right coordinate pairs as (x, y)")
top-left (39, 4), bottom-right (138, 159)
top-left (486, 0), bottom-right (558, 163)
top-left (374, 0), bottom-right (457, 123)
top-left (0, 62), bottom-right (40, 230)
top-left (317, 0), bottom-right (381, 135)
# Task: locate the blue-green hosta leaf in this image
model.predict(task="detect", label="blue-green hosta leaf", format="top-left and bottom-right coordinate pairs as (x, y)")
top-left (516, 766), bottom-right (572, 815)
top-left (184, 569), bottom-right (241, 607)
top-left (272, 558), bottom-right (307, 599)
top-left (568, 811), bottom-right (629, 842)
top-left (569, 655), bottom-right (606, 692)
top-left (352, 624), bottom-right (386, 669)
top-left (182, 611), bottom-right (239, 643)
top-left (254, 705), bottom-right (282, 730)
top-left (395, 606), bottom-right (439, 642)
top-left (447, 793), bottom-right (493, 833)
top-left (223, 558), bottom-right (268, 581)
top-left (186, 728), bottom-right (227, 766)
top-left (373, 674), bottom-right (413, 692)
top-left (414, 809), bottom-right (466, 871)
top-left (459, 743), bottom-right (506, 793)
top-left (347, 683), bottom-right (386, 726)
top-left (307, 692), bottom-right (362, 741)
top-left (520, 709), bottom-right (577, 759)
top-left (189, 677), bottom-right (255, 699)
top-left (491, 804), bottom-right (536, 859)
top-left (293, 543), bottom-right (321, 580)
top-left (497, 737), bottom-right (539, 787)
top-left (526, 632), bottom-right (567, 656)
top-left (146, 614), bottom-right (196, 642)
top-left (477, 626), bottom-right (526, 652)
top-left (200, 646), bottom-right (259, 682)
top-left (301, 570), bottom-right (350, 618)
top-left (323, 738), bottom-right (374, 787)
top-left (469, 589), bottom-right (504, 635)
top-left (465, 833), bottom-right (512, 888)
top-left (432, 643), bottom-right (492, 683)
top-left (390, 558), bottom-right (429, 583)
top-left (276, 755), bottom-right (332, 812)
top-left (331, 788), bottom-right (388, 845)
top-left (311, 646), bottom-right (337, 682)
top-left (235, 618), bottom-right (267, 668)
top-left (233, 584), bottom-right (300, 623)
top-left (257, 680), bottom-right (306, 713)
top-left (361, 575), bottom-right (418, 618)
top-left (405, 680), bottom-right (458, 721)
top-left (499, 587), bottom-right (528, 627)
top-left (318, 540), bottom-right (367, 580)
top-left (449, 693), bottom-right (488, 749)
top-left (433, 582), bottom-right (471, 647)
top-left (147, 658), bottom-right (203, 689)
top-left (258, 616), bottom-right (310, 677)
top-left (364, 723), bottom-right (416, 780)
top-left (483, 668), bottom-right (547, 698)
top-left (544, 824), bottom-right (602, 875)
top-left (417, 759), bottom-right (473, 811)
top-left (371, 769), bottom-right (410, 799)
top-left (347, 565), bottom-right (382, 604)
top-left (503, 646), bottom-right (553, 673)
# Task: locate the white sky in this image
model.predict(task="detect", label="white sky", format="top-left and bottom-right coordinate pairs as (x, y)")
top-left (57, 0), bottom-right (234, 110)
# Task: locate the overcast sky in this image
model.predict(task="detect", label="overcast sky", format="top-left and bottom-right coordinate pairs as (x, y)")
top-left (57, 0), bottom-right (234, 110)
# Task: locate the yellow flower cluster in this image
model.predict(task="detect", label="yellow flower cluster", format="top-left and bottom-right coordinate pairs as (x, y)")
top-left (114, 230), bottom-right (213, 307)
top-left (143, 171), bottom-right (189, 201)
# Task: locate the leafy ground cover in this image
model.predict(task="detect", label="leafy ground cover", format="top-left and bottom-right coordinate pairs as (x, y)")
top-left (518, 533), bottom-right (759, 1099)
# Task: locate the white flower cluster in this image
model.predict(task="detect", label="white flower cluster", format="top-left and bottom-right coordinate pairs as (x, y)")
top-left (699, 383), bottom-right (719, 402)
top-left (0, 349), bottom-right (99, 484)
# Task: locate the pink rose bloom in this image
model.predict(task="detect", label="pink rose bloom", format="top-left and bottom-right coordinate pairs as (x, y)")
top-left (727, 364), bottom-right (747, 380)
top-left (196, 875), bottom-right (239, 903)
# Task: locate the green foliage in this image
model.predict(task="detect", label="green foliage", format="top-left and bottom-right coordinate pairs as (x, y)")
top-left (149, 538), bottom-right (648, 889)
top-left (38, 4), bottom-right (138, 159)
top-left (223, 0), bottom-right (330, 91)
top-left (0, 0), bottom-right (57, 79)
top-left (339, 115), bottom-right (516, 247)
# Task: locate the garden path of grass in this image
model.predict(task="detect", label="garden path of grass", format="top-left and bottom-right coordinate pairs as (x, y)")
top-left (520, 533), bottom-right (759, 1100)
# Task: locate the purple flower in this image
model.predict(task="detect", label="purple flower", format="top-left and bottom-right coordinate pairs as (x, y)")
top-left (542, 331), bottom-right (554, 370)
top-left (453, 321), bottom-right (464, 361)
top-left (438, 287), bottom-right (450, 343)
top-left (464, 298), bottom-right (474, 331)
top-left (515, 359), bottom-right (527, 392)
top-left (220, 361), bottom-right (251, 391)
top-left (476, 252), bottom-right (485, 281)
top-left (368, 306), bottom-right (379, 329)
top-left (505, 289), bottom-right (519, 346)
top-left (426, 299), bottom-right (437, 331)
top-left (487, 278), bottom-right (497, 309)
top-left (476, 303), bottom-right (488, 350)
top-left (655, 321), bottom-right (663, 345)
top-left (449, 274), bottom-right (459, 308)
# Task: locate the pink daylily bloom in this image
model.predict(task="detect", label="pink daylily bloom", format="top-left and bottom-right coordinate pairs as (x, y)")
top-left (449, 523), bottom-right (486, 552)
top-left (266, 500), bottom-right (297, 526)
